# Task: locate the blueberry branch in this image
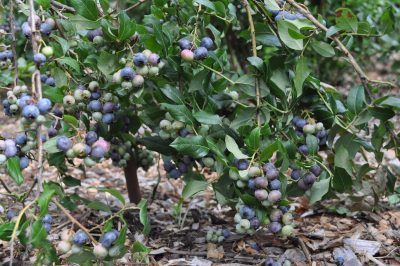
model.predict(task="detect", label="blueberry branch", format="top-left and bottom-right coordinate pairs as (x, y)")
top-left (9, 0), bottom-right (18, 86)
top-left (124, 0), bottom-right (149, 12)
top-left (198, 62), bottom-right (235, 85)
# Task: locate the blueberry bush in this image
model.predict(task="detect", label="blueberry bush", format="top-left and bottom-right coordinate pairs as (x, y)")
top-left (0, 0), bottom-right (399, 264)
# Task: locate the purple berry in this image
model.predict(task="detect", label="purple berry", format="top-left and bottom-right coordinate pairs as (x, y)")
top-left (56, 136), bottom-right (72, 151)
top-left (73, 230), bottom-right (88, 246)
top-left (291, 169), bottom-right (301, 180)
top-left (15, 133), bottom-right (27, 145)
top-left (20, 156), bottom-right (29, 169)
top-left (310, 165), bottom-right (322, 176)
top-left (102, 113), bottom-right (114, 124)
top-left (148, 53), bottom-right (160, 65)
top-left (88, 100), bottom-right (102, 112)
top-left (133, 53), bottom-right (147, 67)
top-left (298, 144), bottom-right (309, 155)
top-left (269, 222), bottom-right (282, 233)
top-left (240, 206), bottom-right (255, 219)
top-left (254, 176), bottom-right (268, 188)
top-left (91, 145), bottom-right (105, 160)
top-left (236, 159), bottom-right (249, 170)
top-left (200, 37), bottom-right (214, 50)
top-left (102, 102), bottom-right (114, 113)
top-left (5, 145), bottom-right (17, 157)
top-left (179, 128), bottom-right (190, 137)
top-left (193, 47), bottom-right (208, 60)
top-left (248, 179), bottom-right (256, 190)
top-left (37, 98), bottom-right (52, 114)
top-left (45, 77), bottom-right (55, 87)
top-left (100, 231), bottom-right (118, 248)
top-left (269, 179), bottom-right (281, 190)
top-left (40, 22), bottom-right (52, 35)
top-left (250, 217), bottom-right (260, 229)
top-left (169, 168), bottom-right (181, 179)
top-left (33, 53), bottom-right (47, 66)
top-left (178, 38), bottom-right (192, 50)
top-left (266, 169), bottom-right (279, 180)
top-left (163, 160), bottom-right (175, 172)
top-left (120, 67), bottom-right (135, 81)
top-left (303, 172), bottom-right (316, 186)
top-left (22, 104), bottom-right (40, 119)
top-left (85, 131), bottom-right (98, 145)
top-left (269, 209), bottom-right (283, 222)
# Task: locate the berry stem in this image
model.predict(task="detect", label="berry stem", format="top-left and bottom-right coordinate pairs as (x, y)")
top-left (53, 199), bottom-right (98, 245)
top-left (198, 62), bottom-right (235, 85)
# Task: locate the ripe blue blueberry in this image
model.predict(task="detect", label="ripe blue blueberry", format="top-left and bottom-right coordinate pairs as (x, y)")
top-left (100, 231), bottom-right (117, 248)
top-left (102, 113), bottom-right (114, 124)
top-left (42, 214), bottom-right (52, 224)
top-left (18, 95), bottom-right (32, 109)
top-left (336, 256), bottom-right (345, 266)
top-left (310, 164), bottom-right (322, 176)
top-left (178, 162), bottom-right (188, 173)
top-left (222, 229), bottom-right (231, 238)
top-left (303, 172), bottom-right (316, 185)
top-left (90, 91), bottom-right (101, 100)
top-left (266, 169), bottom-right (279, 180)
top-left (163, 160), bottom-right (175, 172)
top-left (263, 162), bottom-right (276, 172)
top-left (85, 131), bottom-right (98, 145)
top-left (178, 38), bottom-right (192, 50)
top-left (269, 179), bottom-right (281, 190)
top-left (43, 222), bottom-right (51, 233)
top-left (40, 74), bottom-right (48, 83)
top-left (133, 53), bottom-right (148, 67)
top-left (91, 146), bottom-right (105, 160)
top-left (15, 133), bottom-right (27, 145)
top-left (193, 47), bottom-right (208, 60)
top-left (268, 221), bottom-right (282, 233)
top-left (148, 53), bottom-right (161, 65)
top-left (73, 230), bottom-right (88, 246)
top-left (0, 52), bottom-right (6, 61)
top-left (248, 179), bottom-right (256, 190)
top-left (33, 53), bottom-right (47, 66)
top-left (120, 67), bottom-right (135, 81)
top-left (282, 11), bottom-right (297, 20)
top-left (316, 129), bottom-right (327, 139)
top-left (87, 28), bottom-right (102, 41)
top-left (236, 159), bottom-right (249, 170)
top-left (240, 206), bottom-right (255, 219)
top-left (295, 119), bottom-right (307, 129)
top-left (179, 128), bottom-right (190, 137)
top-left (20, 156), bottom-right (29, 169)
top-left (250, 217), bottom-right (260, 229)
top-left (102, 102), bottom-right (114, 113)
top-left (38, 98), bottom-right (52, 114)
top-left (200, 37), bottom-right (214, 50)
top-left (40, 22), bottom-right (52, 35)
top-left (269, 209), bottom-right (283, 222)
top-left (169, 168), bottom-right (181, 179)
top-left (22, 22), bottom-right (32, 37)
top-left (298, 144), bottom-right (309, 155)
top-left (297, 179), bottom-right (309, 190)
top-left (291, 169), bottom-right (301, 180)
top-left (279, 205), bottom-right (290, 213)
top-left (7, 210), bottom-right (17, 220)
top-left (56, 136), bottom-right (72, 151)
top-left (22, 104), bottom-right (40, 119)
top-left (45, 77), bottom-right (55, 87)
top-left (88, 100), bottom-right (102, 112)
top-left (48, 127), bottom-right (57, 137)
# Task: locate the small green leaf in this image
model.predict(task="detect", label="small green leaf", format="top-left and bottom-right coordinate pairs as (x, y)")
top-left (277, 20), bottom-right (303, 50)
top-left (311, 41), bottom-right (335, 57)
top-left (294, 57), bottom-right (311, 96)
top-left (63, 114), bottom-right (79, 127)
top-left (193, 111), bottom-right (222, 125)
top-left (170, 136), bottom-right (209, 158)
top-left (260, 140), bottom-right (279, 161)
top-left (137, 199), bottom-right (150, 235)
top-left (347, 86), bottom-right (365, 114)
top-left (161, 103), bottom-right (195, 125)
top-left (35, 0), bottom-right (50, 9)
top-left (306, 134), bottom-right (319, 155)
top-left (182, 178), bottom-right (208, 199)
top-left (247, 56), bottom-right (263, 70)
top-left (335, 8), bottom-right (358, 32)
top-left (225, 135), bottom-right (248, 159)
top-left (6, 157), bottom-right (23, 185)
top-left (70, 0), bottom-right (98, 21)
top-left (58, 57), bottom-right (80, 73)
top-left (246, 127), bottom-right (261, 151)
top-left (118, 12), bottom-right (136, 41)
top-left (309, 178), bottom-right (331, 204)
top-left (87, 201), bottom-right (111, 213)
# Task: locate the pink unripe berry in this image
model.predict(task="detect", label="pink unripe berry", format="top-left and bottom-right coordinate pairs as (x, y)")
top-left (181, 49), bottom-right (194, 62)
top-left (93, 138), bottom-right (110, 153)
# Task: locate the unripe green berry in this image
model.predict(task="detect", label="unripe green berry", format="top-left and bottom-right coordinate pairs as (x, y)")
top-left (63, 95), bottom-right (75, 106)
top-left (121, 81), bottom-right (133, 90)
top-left (84, 157), bottom-right (97, 167)
top-left (66, 149), bottom-right (75, 158)
top-left (316, 122), bottom-right (324, 131)
top-left (93, 244), bottom-right (108, 259)
top-left (41, 46), bottom-right (54, 57)
top-left (282, 213), bottom-right (293, 225)
top-left (240, 219), bottom-right (251, 230)
top-left (281, 225), bottom-right (294, 236)
top-left (159, 130), bottom-right (170, 140)
top-left (93, 36), bottom-right (104, 44)
top-left (303, 124), bottom-right (316, 134)
top-left (136, 66), bottom-right (149, 76)
top-left (160, 119), bottom-right (172, 131)
top-left (57, 241), bottom-right (71, 254)
top-left (229, 169), bottom-right (239, 180)
top-left (202, 157), bottom-right (214, 167)
top-left (112, 71), bottom-right (122, 84)
top-left (236, 180), bottom-right (246, 188)
top-left (92, 112), bottom-right (103, 121)
top-left (148, 66), bottom-right (159, 76)
top-left (82, 90), bottom-right (91, 100)
top-left (88, 81), bottom-right (99, 91)
top-left (248, 166), bottom-right (262, 177)
top-left (74, 90), bottom-right (83, 101)
top-left (36, 115), bottom-right (46, 124)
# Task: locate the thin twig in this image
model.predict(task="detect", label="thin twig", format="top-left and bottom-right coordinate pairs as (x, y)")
top-left (0, 177), bottom-right (13, 194)
top-left (50, 9), bottom-right (67, 39)
top-left (53, 199), bottom-right (98, 244)
top-left (95, 0), bottom-right (105, 16)
top-left (243, 0), bottom-right (261, 127)
top-left (9, 0), bottom-right (18, 86)
top-left (51, 0), bottom-right (75, 13)
top-left (297, 237), bottom-right (312, 264)
top-left (124, 0), bottom-right (148, 12)
top-left (365, 253), bottom-right (387, 266)
top-left (198, 62), bottom-right (235, 85)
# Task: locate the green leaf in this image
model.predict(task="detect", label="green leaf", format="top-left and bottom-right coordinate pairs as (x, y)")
top-left (245, 127), bottom-right (261, 151)
top-left (52, 36), bottom-right (70, 55)
top-left (194, 0), bottom-right (215, 11)
top-left (70, 0), bottom-right (98, 21)
top-left (311, 41), bottom-right (335, 57)
top-left (0, 223), bottom-right (14, 241)
top-left (57, 57), bottom-right (80, 73)
top-left (277, 20), bottom-right (303, 50)
top-left (347, 85), bottom-right (365, 114)
top-left (118, 12), bottom-right (136, 41)
top-left (6, 157), bottom-right (23, 185)
top-left (306, 134), bottom-right (319, 155)
top-left (193, 111), bottom-right (222, 125)
top-left (97, 51), bottom-right (118, 76)
top-left (68, 251), bottom-right (96, 264)
top-left (247, 56), bottom-right (263, 70)
top-left (378, 96), bottom-right (400, 110)
top-left (38, 183), bottom-right (58, 215)
top-left (35, 0), bottom-right (50, 9)
top-left (260, 140), bottom-right (278, 162)
top-left (43, 87), bottom-right (64, 104)
top-left (170, 136), bottom-right (209, 158)
top-left (97, 188), bottom-right (126, 205)
top-left (182, 178), bottom-right (208, 199)
top-left (87, 201), bottom-right (111, 213)
top-left (264, 0), bottom-right (280, 11)
top-left (294, 57), bottom-right (311, 96)
top-left (62, 176), bottom-right (81, 187)
top-left (309, 178), bottom-right (330, 204)
top-left (44, 138), bottom-right (60, 154)
top-left (137, 199), bottom-right (150, 235)
top-left (63, 114), bottom-right (79, 127)
top-left (270, 69), bottom-right (290, 99)
top-left (161, 103), bottom-right (195, 125)
top-left (160, 86), bottom-right (185, 104)
top-left (335, 8), bottom-right (358, 32)
top-left (137, 136), bottom-right (176, 155)
top-left (225, 135), bottom-right (248, 159)
top-left (332, 167), bottom-right (353, 192)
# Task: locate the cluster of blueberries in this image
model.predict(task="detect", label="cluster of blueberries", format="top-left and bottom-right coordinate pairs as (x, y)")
top-left (206, 228), bottom-right (231, 243)
top-left (40, 73), bottom-right (56, 87)
top-left (158, 112), bottom-right (195, 140)
top-left (42, 214), bottom-right (53, 233)
top-left (163, 156), bottom-right (193, 179)
top-left (86, 28), bottom-right (104, 44)
top-left (136, 148), bottom-right (155, 171)
top-left (293, 116), bottom-right (328, 154)
top-left (113, 50), bottom-right (163, 92)
top-left (271, 10), bottom-right (305, 21)
top-left (234, 204), bottom-right (261, 234)
top-left (290, 163), bottom-right (322, 191)
top-left (0, 49), bottom-right (14, 68)
top-left (22, 15), bottom-right (56, 38)
top-left (57, 228), bottom-right (120, 258)
top-left (179, 36), bottom-right (214, 61)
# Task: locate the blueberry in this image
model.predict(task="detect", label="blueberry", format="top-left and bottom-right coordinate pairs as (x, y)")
top-left (40, 74), bottom-right (48, 83)
top-left (45, 77), bottom-right (55, 87)
top-left (43, 222), bottom-right (51, 233)
top-left (193, 47), bottom-right (208, 60)
top-left (22, 22), bottom-right (32, 37)
top-left (91, 146), bottom-right (105, 160)
top-left (178, 38), bottom-right (192, 50)
top-left (102, 102), bottom-right (114, 113)
top-left (268, 190), bottom-right (282, 203)
top-left (264, 258), bottom-right (274, 266)
top-left (53, 108), bottom-right (63, 118)
top-left (181, 49), bottom-right (194, 61)
top-left (240, 206), bottom-right (255, 219)
top-left (310, 164), bottom-right (322, 176)
top-left (178, 162), bottom-right (188, 173)
top-left (3, 99), bottom-right (10, 109)
top-left (33, 53), bottom-right (47, 66)
top-left (7, 210), bottom-right (17, 220)
top-left (100, 231), bottom-right (118, 248)
top-left (85, 131), bottom-right (98, 145)
top-left (20, 156), bottom-right (29, 169)
top-left (169, 168), bottom-right (181, 179)
top-left (15, 133), bottom-right (27, 145)
top-left (48, 127), bottom-right (57, 137)
top-left (4, 50), bottom-right (13, 60)
top-left (336, 256), bottom-right (345, 266)
top-left (236, 159), bottom-right (249, 170)
top-left (269, 179), bottom-right (281, 190)
top-left (179, 128), bottom-right (190, 137)
top-left (102, 113), bottom-right (114, 124)
top-left (200, 37), bottom-right (214, 50)
top-left (22, 105), bottom-right (40, 119)
top-left (222, 229), bottom-right (231, 238)
top-left (88, 100), bottom-right (102, 112)
top-left (250, 217), bottom-right (260, 229)
top-left (42, 214), bottom-right (52, 224)
top-left (266, 169), bottom-right (279, 180)
top-left (40, 22), bottom-right (52, 35)
top-left (295, 13), bottom-right (305, 19)
top-left (87, 28), bottom-right (102, 41)
top-left (133, 53), bottom-right (148, 67)
top-left (38, 98), bottom-right (52, 114)
top-left (303, 172), bottom-right (316, 185)
top-left (274, 13), bottom-right (284, 21)
top-left (182, 156), bottom-right (192, 165)
top-left (73, 230), bottom-right (88, 246)
top-left (291, 169), bottom-right (301, 180)
top-left (269, 209), bottom-right (283, 222)
top-left (56, 136), bottom-right (72, 151)
top-left (269, 222), bottom-right (282, 233)
top-left (0, 52), bottom-right (6, 61)
top-left (298, 144), bottom-right (308, 155)
top-left (279, 206), bottom-right (290, 213)
top-left (283, 11), bottom-right (298, 20)
top-left (90, 91), bottom-right (101, 100)
top-left (163, 160), bottom-right (175, 172)
top-left (295, 119), bottom-right (307, 129)
top-left (148, 53), bottom-right (161, 65)
top-left (316, 130), bottom-right (327, 139)
top-left (263, 162), bottom-right (276, 172)
top-left (84, 144), bottom-right (91, 156)
top-left (120, 67), bottom-right (135, 81)
top-left (248, 179), bottom-right (256, 190)
top-left (297, 179), bottom-right (309, 190)
top-left (18, 95), bottom-right (32, 109)
top-left (254, 176), bottom-right (268, 188)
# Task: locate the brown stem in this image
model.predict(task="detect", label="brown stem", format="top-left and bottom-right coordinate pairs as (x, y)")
top-left (51, 0), bottom-right (76, 13)
top-left (124, 158), bottom-right (141, 204)
top-left (124, 0), bottom-right (148, 12)
top-left (243, 0), bottom-right (261, 127)
top-left (9, 0), bottom-right (18, 86)
top-left (50, 9), bottom-right (67, 39)
top-left (0, 177), bottom-right (12, 194)
top-left (53, 199), bottom-right (98, 244)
